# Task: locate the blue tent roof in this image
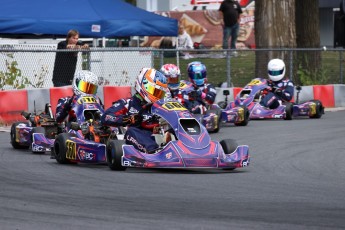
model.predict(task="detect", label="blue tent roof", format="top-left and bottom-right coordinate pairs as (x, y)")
top-left (0, 0), bottom-right (178, 37)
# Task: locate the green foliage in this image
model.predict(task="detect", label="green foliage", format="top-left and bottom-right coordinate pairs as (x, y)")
top-left (297, 64), bottom-right (330, 86)
top-left (0, 59), bottom-right (31, 90)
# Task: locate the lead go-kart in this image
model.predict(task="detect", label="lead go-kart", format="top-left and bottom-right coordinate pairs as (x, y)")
top-left (52, 94), bottom-right (123, 164)
top-left (106, 98), bottom-right (250, 171)
top-left (178, 81), bottom-right (249, 133)
top-left (10, 103), bottom-right (59, 153)
top-left (220, 78), bottom-right (324, 120)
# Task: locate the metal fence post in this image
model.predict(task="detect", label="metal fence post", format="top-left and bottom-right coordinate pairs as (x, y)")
top-left (226, 51), bottom-right (231, 87)
top-left (340, 50), bottom-right (343, 84)
top-left (289, 50), bottom-right (293, 82)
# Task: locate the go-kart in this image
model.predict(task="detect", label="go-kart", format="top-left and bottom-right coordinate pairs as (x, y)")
top-left (10, 103), bottom-right (59, 153)
top-left (52, 94), bottom-right (123, 164)
top-left (106, 99), bottom-right (250, 171)
top-left (178, 81), bottom-right (249, 133)
top-left (221, 78), bottom-right (324, 120)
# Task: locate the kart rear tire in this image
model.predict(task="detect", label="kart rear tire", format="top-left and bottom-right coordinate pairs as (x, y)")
top-left (31, 127), bottom-right (46, 154)
top-left (235, 105), bottom-right (249, 126)
top-left (54, 133), bottom-right (74, 164)
top-left (220, 139), bottom-right (239, 154)
top-left (107, 140), bottom-right (126, 171)
top-left (309, 100), bottom-right (324, 119)
top-left (284, 102), bottom-right (293, 120)
top-left (206, 108), bottom-right (221, 133)
top-left (10, 122), bottom-right (30, 149)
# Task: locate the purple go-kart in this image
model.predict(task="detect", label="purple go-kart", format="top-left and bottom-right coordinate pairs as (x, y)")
top-left (220, 78), bottom-right (324, 120)
top-left (106, 99), bottom-right (250, 171)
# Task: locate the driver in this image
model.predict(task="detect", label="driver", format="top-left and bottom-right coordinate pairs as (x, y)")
top-left (55, 70), bottom-right (101, 124)
top-left (160, 63), bottom-right (181, 98)
top-left (101, 68), bottom-right (168, 153)
top-left (176, 61), bottom-right (217, 114)
top-left (260, 58), bottom-right (294, 109)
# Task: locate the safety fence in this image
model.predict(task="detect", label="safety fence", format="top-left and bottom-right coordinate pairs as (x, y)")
top-left (1, 46), bottom-right (345, 91)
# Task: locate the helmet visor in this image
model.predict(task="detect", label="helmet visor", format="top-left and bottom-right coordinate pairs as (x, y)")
top-left (268, 69), bottom-right (284, 76)
top-left (167, 75), bottom-right (180, 84)
top-left (145, 81), bottom-right (166, 100)
top-left (192, 72), bottom-right (203, 80)
top-left (77, 79), bottom-right (98, 95)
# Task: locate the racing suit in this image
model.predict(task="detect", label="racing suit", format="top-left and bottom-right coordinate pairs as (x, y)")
top-left (101, 93), bottom-right (159, 153)
top-left (55, 95), bottom-right (103, 123)
top-left (175, 80), bottom-right (217, 114)
top-left (260, 79), bottom-right (294, 109)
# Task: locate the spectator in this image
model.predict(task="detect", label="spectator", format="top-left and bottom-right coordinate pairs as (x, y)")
top-left (219, 0), bottom-right (243, 57)
top-left (52, 29), bottom-right (89, 87)
top-left (173, 24), bottom-right (194, 59)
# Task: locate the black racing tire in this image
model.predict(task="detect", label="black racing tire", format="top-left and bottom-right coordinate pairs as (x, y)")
top-left (220, 139), bottom-right (239, 154)
top-left (309, 100), bottom-right (324, 119)
top-left (107, 140), bottom-right (126, 171)
top-left (284, 102), bottom-right (293, 120)
top-left (10, 122), bottom-right (30, 149)
top-left (54, 133), bottom-right (74, 164)
top-left (217, 101), bottom-right (227, 110)
top-left (206, 108), bottom-right (222, 133)
top-left (235, 105), bottom-right (249, 126)
top-left (31, 127), bottom-right (46, 154)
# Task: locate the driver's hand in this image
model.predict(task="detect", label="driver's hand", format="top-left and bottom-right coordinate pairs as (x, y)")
top-left (123, 114), bottom-right (141, 125)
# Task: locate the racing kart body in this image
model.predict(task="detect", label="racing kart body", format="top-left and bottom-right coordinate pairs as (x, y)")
top-left (10, 103), bottom-right (59, 153)
top-left (223, 78), bottom-right (324, 120)
top-left (106, 99), bottom-right (250, 171)
top-left (52, 94), bottom-right (122, 164)
top-left (178, 81), bottom-right (248, 133)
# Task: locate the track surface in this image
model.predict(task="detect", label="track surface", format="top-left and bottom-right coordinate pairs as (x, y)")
top-left (1, 110), bottom-right (344, 230)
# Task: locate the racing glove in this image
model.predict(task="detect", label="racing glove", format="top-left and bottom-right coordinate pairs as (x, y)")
top-left (188, 89), bottom-right (202, 100)
top-left (123, 114), bottom-right (142, 126)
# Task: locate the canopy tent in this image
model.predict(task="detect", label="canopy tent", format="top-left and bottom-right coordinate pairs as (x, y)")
top-left (0, 0), bottom-right (178, 38)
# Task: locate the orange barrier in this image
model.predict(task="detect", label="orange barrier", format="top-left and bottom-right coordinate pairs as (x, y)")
top-left (0, 90), bottom-right (28, 124)
top-left (103, 86), bottom-right (132, 109)
top-left (313, 85), bottom-right (335, 108)
top-left (49, 86), bottom-right (73, 115)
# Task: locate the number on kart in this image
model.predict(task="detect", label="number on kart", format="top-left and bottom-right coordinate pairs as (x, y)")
top-left (77, 97), bottom-right (97, 104)
top-left (162, 102), bottom-right (187, 111)
top-left (66, 140), bottom-right (77, 160)
top-left (248, 79), bottom-right (263, 86)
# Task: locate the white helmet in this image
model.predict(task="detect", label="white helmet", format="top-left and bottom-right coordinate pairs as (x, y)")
top-left (135, 68), bottom-right (168, 103)
top-left (268, 59), bottom-right (285, 82)
top-left (72, 70), bottom-right (99, 96)
top-left (160, 64), bottom-right (181, 90)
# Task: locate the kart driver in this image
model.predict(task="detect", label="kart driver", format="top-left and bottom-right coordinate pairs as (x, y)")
top-left (55, 70), bottom-right (102, 124)
top-left (176, 61), bottom-right (217, 114)
top-left (160, 63), bottom-right (181, 98)
top-left (260, 58), bottom-right (294, 109)
top-left (101, 68), bottom-right (168, 153)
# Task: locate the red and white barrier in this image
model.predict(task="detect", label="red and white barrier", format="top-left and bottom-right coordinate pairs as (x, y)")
top-left (1, 84), bottom-right (344, 125)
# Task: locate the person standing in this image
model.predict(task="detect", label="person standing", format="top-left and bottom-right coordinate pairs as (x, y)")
top-left (219, 0), bottom-right (243, 57)
top-left (52, 29), bottom-right (89, 87)
top-left (172, 24), bottom-right (194, 59)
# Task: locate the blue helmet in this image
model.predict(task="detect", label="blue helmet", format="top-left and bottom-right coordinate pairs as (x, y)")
top-left (187, 61), bottom-right (207, 86)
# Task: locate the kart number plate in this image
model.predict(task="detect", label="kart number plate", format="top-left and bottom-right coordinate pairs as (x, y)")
top-left (248, 79), bottom-right (263, 86)
top-left (162, 102), bottom-right (187, 111)
top-left (66, 140), bottom-right (77, 160)
top-left (78, 97), bottom-right (97, 104)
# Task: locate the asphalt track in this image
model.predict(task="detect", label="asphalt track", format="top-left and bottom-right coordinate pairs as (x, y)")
top-left (0, 110), bottom-right (344, 230)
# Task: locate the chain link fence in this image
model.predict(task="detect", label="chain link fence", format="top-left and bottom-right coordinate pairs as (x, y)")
top-left (1, 45), bottom-right (344, 91)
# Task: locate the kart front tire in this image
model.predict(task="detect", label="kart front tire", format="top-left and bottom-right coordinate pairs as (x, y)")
top-left (31, 127), bottom-right (46, 154)
top-left (284, 102), bottom-right (293, 120)
top-left (54, 133), bottom-right (73, 164)
top-left (107, 140), bottom-right (126, 171)
top-left (235, 105), bottom-right (249, 126)
top-left (309, 100), bottom-right (324, 119)
top-left (220, 139), bottom-right (239, 154)
top-left (10, 122), bottom-right (30, 149)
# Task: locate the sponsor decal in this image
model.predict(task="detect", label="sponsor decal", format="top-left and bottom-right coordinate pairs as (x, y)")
top-left (166, 152), bottom-right (173, 159)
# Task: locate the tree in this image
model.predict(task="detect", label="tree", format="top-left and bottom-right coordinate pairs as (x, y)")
top-left (255, 0), bottom-right (296, 78)
top-left (295, 0), bottom-right (321, 85)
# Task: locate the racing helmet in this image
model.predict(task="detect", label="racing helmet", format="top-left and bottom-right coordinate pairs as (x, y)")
top-left (187, 61), bottom-right (207, 86)
top-left (72, 70), bottom-right (99, 96)
top-left (135, 68), bottom-right (168, 103)
top-left (160, 64), bottom-right (181, 90)
top-left (268, 59), bottom-right (286, 82)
